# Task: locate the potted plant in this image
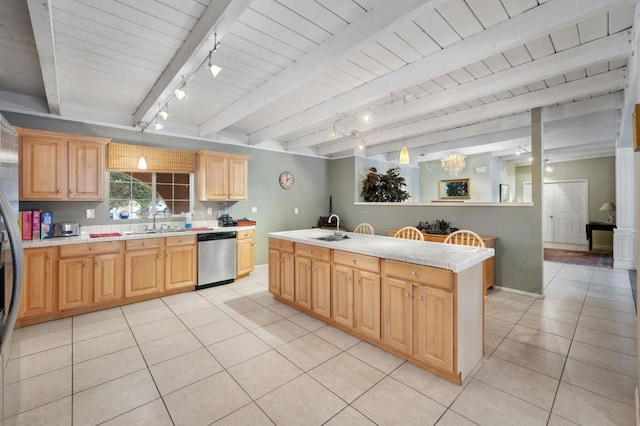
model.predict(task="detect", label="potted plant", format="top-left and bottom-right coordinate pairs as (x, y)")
top-left (361, 167), bottom-right (411, 202)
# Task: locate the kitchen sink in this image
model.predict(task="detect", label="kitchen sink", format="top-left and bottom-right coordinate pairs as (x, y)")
top-left (126, 228), bottom-right (189, 235)
top-left (313, 234), bottom-right (350, 242)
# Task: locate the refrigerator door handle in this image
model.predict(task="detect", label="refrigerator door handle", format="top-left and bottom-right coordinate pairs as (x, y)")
top-left (0, 191), bottom-right (24, 354)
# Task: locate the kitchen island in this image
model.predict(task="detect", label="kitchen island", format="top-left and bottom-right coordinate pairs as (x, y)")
top-left (268, 228), bottom-right (494, 384)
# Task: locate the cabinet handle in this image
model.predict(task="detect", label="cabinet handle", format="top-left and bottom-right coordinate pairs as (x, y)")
top-left (166, 254), bottom-right (169, 257)
top-left (82, 262), bottom-right (87, 267)
top-left (89, 246), bottom-right (94, 250)
top-left (142, 242), bottom-right (145, 246)
top-left (46, 254), bottom-right (51, 258)
top-left (69, 190), bottom-right (74, 193)
top-left (352, 259), bottom-right (356, 264)
top-left (404, 292), bottom-right (411, 298)
top-left (56, 189), bottom-right (61, 193)
top-left (356, 279), bottom-right (361, 284)
top-left (94, 261), bottom-right (98, 266)
top-left (305, 265), bottom-right (309, 270)
top-left (417, 296), bottom-right (424, 301)
top-left (157, 255), bottom-right (161, 259)
top-left (347, 276), bottom-right (352, 281)
top-left (411, 271), bottom-right (417, 276)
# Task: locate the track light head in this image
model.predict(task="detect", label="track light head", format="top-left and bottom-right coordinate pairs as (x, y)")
top-left (174, 87), bottom-right (186, 100)
top-left (154, 121), bottom-right (163, 131)
top-left (158, 110), bottom-right (169, 120)
top-left (208, 62), bottom-right (222, 77)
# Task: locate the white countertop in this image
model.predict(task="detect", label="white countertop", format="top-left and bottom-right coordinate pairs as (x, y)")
top-left (268, 229), bottom-right (494, 273)
top-left (22, 226), bottom-right (255, 248)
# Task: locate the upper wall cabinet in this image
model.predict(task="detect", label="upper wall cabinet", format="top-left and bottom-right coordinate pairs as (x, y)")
top-left (197, 151), bottom-right (248, 201)
top-left (16, 128), bottom-right (110, 201)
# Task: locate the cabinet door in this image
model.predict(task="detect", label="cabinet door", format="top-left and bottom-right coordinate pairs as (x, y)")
top-left (20, 135), bottom-right (67, 200)
top-left (165, 244), bottom-right (197, 290)
top-left (311, 260), bottom-right (331, 319)
top-left (58, 256), bottom-right (92, 310)
top-left (68, 140), bottom-right (104, 200)
top-left (382, 277), bottom-right (412, 353)
top-left (94, 253), bottom-right (124, 303)
top-left (280, 251), bottom-right (295, 302)
top-left (295, 257), bottom-right (312, 309)
top-left (413, 286), bottom-right (454, 371)
top-left (331, 264), bottom-right (353, 328)
top-left (268, 249), bottom-right (281, 295)
top-left (19, 248), bottom-right (55, 318)
top-left (228, 156), bottom-right (248, 200)
top-left (354, 270), bottom-right (381, 340)
top-left (236, 236), bottom-right (255, 277)
top-left (199, 154), bottom-right (227, 200)
top-left (125, 248), bottom-right (164, 297)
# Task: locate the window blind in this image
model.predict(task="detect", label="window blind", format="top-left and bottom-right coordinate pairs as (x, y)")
top-left (108, 142), bottom-right (196, 173)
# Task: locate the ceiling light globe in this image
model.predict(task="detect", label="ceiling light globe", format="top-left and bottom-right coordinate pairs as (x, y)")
top-left (154, 121), bottom-right (163, 131)
top-left (174, 87), bottom-right (186, 100)
top-left (158, 110), bottom-right (169, 120)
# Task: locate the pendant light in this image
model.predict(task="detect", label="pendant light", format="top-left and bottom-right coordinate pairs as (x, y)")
top-left (398, 95), bottom-right (410, 164)
top-left (208, 33), bottom-right (222, 77)
top-left (174, 75), bottom-right (187, 100)
top-left (137, 130), bottom-right (148, 170)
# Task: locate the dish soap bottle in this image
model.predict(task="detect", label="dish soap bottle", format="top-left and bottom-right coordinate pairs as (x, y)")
top-left (184, 211), bottom-right (192, 229)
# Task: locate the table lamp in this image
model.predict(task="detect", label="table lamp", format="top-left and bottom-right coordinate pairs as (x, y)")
top-left (599, 202), bottom-right (616, 223)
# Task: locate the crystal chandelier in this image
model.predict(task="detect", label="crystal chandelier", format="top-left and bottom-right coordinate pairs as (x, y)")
top-left (441, 154), bottom-right (466, 175)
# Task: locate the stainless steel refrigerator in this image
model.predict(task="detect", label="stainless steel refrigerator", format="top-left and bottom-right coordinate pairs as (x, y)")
top-left (0, 114), bottom-right (24, 425)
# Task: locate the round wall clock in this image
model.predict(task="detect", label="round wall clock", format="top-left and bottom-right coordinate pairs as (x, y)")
top-left (279, 171), bottom-right (294, 190)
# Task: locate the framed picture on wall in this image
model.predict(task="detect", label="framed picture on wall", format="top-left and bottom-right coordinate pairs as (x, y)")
top-left (439, 178), bottom-right (470, 199)
top-left (500, 184), bottom-right (510, 202)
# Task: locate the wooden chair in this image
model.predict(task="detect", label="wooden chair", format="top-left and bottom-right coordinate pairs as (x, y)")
top-left (353, 223), bottom-right (374, 235)
top-left (444, 230), bottom-right (485, 247)
top-left (393, 226), bottom-right (424, 241)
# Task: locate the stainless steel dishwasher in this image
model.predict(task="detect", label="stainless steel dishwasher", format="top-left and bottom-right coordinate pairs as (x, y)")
top-left (197, 231), bottom-right (237, 289)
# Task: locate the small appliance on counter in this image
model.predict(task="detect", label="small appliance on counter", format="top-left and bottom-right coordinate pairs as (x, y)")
top-left (53, 222), bottom-right (80, 237)
top-left (219, 215), bottom-right (235, 227)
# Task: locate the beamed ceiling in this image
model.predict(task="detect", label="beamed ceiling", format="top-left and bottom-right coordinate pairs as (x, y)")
top-left (0, 0), bottom-right (638, 165)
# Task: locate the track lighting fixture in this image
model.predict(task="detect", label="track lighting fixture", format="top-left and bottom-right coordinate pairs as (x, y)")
top-left (208, 33), bottom-right (222, 77)
top-left (362, 110), bottom-right (370, 123)
top-left (174, 75), bottom-right (187, 100)
top-left (154, 119), bottom-right (163, 131)
top-left (158, 104), bottom-right (169, 120)
top-left (398, 95), bottom-right (410, 164)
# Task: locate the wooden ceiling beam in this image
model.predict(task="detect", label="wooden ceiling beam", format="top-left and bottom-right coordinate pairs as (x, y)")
top-left (198, 0), bottom-right (448, 138)
top-left (132, 0), bottom-right (252, 127)
top-left (250, 0), bottom-right (632, 145)
top-left (26, 0), bottom-right (60, 115)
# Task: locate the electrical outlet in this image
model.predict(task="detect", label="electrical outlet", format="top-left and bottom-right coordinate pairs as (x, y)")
top-left (86, 209), bottom-right (95, 219)
top-left (294, 208), bottom-right (299, 214)
top-left (207, 207), bottom-right (213, 215)
top-left (252, 206), bottom-right (258, 213)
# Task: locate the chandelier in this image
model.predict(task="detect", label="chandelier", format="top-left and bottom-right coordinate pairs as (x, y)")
top-left (441, 154), bottom-right (466, 175)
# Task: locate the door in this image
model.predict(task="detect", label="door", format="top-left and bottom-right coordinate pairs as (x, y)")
top-left (268, 249), bottom-right (281, 295)
top-left (354, 270), bottom-right (381, 340)
top-left (331, 264), bottom-right (353, 328)
top-left (311, 260), bottom-right (331, 319)
top-left (280, 251), bottom-right (295, 302)
top-left (19, 248), bottom-right (54, 318)
top-left (382, 277), bottom-right (412, 353)
top-left (58, 256), bottom-right (92, 310)
top-left (125, 248), bottom-right (164, 297)
top-left (20, 135), bottom-right (67, 200)
top-left (236, 235), bottom-right (254, 277)
top-left (165, 245), bottom-right (197, 290)
top-left (413, 286), bottom-right (453, 372)
top-left (68, 140), bottom-right (104, 200)
top-left (543, 181), bottom-right (588, 244)
top-left (94, 253), bottom-right (123, 303)
top-left (295, 256), bottom-right (312, 309)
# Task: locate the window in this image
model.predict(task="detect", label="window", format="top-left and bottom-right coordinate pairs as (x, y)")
top-left (109, 172), bottom-right (192, 219)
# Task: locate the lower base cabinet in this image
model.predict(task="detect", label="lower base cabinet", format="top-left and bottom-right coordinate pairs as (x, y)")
top-left (165, 235), bottom-right (197, 290)
top-left (295, 244), bottom-right (331, 318)
top-left (20, 247), bottom-right (55, 318)
top-left (268, 239), bottom-right (295, 301)
top-left (125, 239), bottom-right (164, 297)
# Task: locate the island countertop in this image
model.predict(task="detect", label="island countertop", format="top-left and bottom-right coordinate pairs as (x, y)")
top-left (268, 228), bottom-right (494, 273)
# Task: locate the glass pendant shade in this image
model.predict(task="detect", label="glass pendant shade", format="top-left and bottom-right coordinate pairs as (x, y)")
top-left (398, 145), bottom-right (410, 164)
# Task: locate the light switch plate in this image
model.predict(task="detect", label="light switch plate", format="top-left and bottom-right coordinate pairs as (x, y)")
top-left (294, 208), bottom-right (299, 214)
top-left (86, 209), bottom-right (95, 219)
top-left (252, 206), bottom-right (258, 213)
top-left (207, 207), bottom-right (213, 215)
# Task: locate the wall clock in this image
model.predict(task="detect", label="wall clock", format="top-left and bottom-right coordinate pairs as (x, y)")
top-left (279, 171), bottom-right (294, 190)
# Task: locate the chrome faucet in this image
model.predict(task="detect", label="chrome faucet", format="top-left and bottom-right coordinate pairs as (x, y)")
top-left (152, 209), bottom-right (165, 231)
top-left (328, 214), bottom-right (341, 236)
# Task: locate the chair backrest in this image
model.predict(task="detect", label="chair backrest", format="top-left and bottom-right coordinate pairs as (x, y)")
top-left (393, 226), bottom-right (425, 241)
top-left (443, 230), bottom-right (485, 247)
top-left (353, 223), bottom-right (374, 235)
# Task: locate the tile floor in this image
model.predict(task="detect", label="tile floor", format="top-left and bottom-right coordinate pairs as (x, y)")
top-left (5, 262), bottom-right (637, 425)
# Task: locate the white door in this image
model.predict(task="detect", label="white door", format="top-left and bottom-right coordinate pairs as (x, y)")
top-left (543, 181), bottom-right (588, 245)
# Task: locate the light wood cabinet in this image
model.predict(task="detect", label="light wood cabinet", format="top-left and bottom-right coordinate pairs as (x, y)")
top-left (19, 247), bottom-right (55, 319)
top-left (236, 230), bottom-right (255, 278)
top-left (125, 239), bottom-right (164, 297)
top-left (196, 151), bottom-right (248, 201)
top-left (333, 250), bottom-right (381, 340)
top-left (57, 242), bottom-right (124, 311)
top-left (382, 260), bottom-right (454, 373)
top-left (268, 239), bottom-right (294, 301)
top-left (16, 128), bottom-right (108, 201)
top-left (165, 235), bottom-right (197, 290)
top-left (295, 243), bottom-right (331, 319)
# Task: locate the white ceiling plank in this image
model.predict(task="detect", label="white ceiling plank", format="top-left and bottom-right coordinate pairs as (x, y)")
top-left (549, 24), bottom-right (581, 51)
top-left (501, 0), bottom-right (538, 17)
top-left (482, 53), bottom-right (511, 73)
top-left (317, 69), bottom-right (626, 155)
top-left (432, 74), bottom-right (459, 90)
top-left (578, 14), bottom-right (609, 43)
top-left (334, 60), bottom-right (378, 83)
top-left (249, 0), bottom-right (631, 145)
top-left (585, 62), bottom-right (611, 76)
top-left (221, 33), bottom-right (292, 68)
top-left (526, 80), bottom-right (547, 92)
top-left (437, 0), bottom-right (484, 38)
top-left (545, 74), bottom-right (566, 87)
top-left (200, 0), bottom-right (448, 138)
top-left (276, 0), bottom-right (349, 34)
top-left (362, 43), bottom-right (406, 71)
top-left (156, 0), bottom-right (208, 19)
top-left (133, 0), bottom-right (252, 126)
top-left (286, 31), bottom-right (631, 150)
top-left (464, 61), bottom-right (492, 78)
top-left (414, 10), bottom-right (462, 48)
top-left (249, 0), bottom-right (331, 44)
top-left (349, 52), bottom-right (392, 76)
top-left (378, 32), bottom-right (422, 63)
top-left (609, 5), bottom-right (635, 33)
top-left (564, 69), bottom-right (587, 82)
top-left (238, 8), bottom-right (317, 52)
top-left (466, 0), bottom-right (510, 29)
top-left (315, 0), bottom-right (366, 23)
top-left (394, 22), bottom-right (441, 57)
top-left (525, 35), bottom-right (555, 59)
top-left (448, 68), bottom-right (475, 84)
top-left (229, 21), bottom-right (306, 61)
top-left (502, 44), bottom-right (532, 66)
top-left (27, 0), bottom-right (60, 114)
top-left (323, 68), bottom-right (367, 88)
top-left (418, 80), bottom-right (445, 95)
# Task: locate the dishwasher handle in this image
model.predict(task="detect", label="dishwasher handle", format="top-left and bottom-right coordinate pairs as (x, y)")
top-left (198, 232), bottom-right (237, 242)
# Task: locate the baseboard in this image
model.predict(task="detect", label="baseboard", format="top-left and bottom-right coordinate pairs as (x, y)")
top-left (593, 244), bottom-right (614, 251)
top-left (492, 285), bottom-right (545, 299)
top-left (635, 386), bottom-right (639, 426)
top-left (615, 260), bottom-right (636, 270)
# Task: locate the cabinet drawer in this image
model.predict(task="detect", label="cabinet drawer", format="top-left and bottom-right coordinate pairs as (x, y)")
top-left (295, 243), bottom-right (330, 261)
top-left (126, 238), bottom-right (163, 251)
top-left (269, 238), bottom-right (294, 253)
top-left (165, 235), bottom-right (196, 247)
top-left (237, 230), bottom-right (254, 240)
top-left (384, 260), bottom-right (452, 291)
top-left (333, 250), bottom-right (380, 273)
top-left (59, 241), bottom-right (122, 258)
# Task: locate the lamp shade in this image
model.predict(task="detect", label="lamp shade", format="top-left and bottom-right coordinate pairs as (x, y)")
top-left (599, 202), bottom-right (616, 211)
top-left (398, 145), bottom-right (410, 164)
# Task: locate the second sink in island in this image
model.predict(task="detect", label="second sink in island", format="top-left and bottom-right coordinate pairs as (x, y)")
top-left (268, 228), bottom-right (494, 384)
